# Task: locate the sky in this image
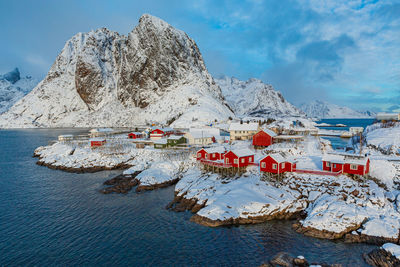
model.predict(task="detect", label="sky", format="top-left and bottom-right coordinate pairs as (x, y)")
top-left (0, 0), bottom-right (399, 112)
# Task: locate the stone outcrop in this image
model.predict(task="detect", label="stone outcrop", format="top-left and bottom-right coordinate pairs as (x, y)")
top-left (363, 248), bottom-right (400, 267)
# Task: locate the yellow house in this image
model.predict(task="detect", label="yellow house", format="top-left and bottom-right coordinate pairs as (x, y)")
top-left (229, 122), bottom-right (260, 141)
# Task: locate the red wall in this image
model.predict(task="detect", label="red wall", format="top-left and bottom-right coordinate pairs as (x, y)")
top-left (196, 149), bottom-right (207, 160)
top-left (91, 141), bottom-right (105, 147)
top-left (223, 151), bottom-right (254, 167)
top-left (322, 161), bottom-right (343, 172)
top-left (343, 163), bottom-right (365, 175)
top-left (260, 156), bottom-right (293, 174)
top-left (128, 133), bottom-right (142, 139)
top-left (208, 152), bottom-right (223, 160)
top-left (252, 131), bottom-right (273, 147)
top-left (151, 129), bottom-right (164, 135)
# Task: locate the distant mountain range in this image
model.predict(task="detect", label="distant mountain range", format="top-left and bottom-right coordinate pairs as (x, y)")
top-left (215, 76), bottom-right (304, 118)
top-left (0, 68), bottom-right (38, 114)
top-left (0, 14), bottom-right (305, 128)
top-left (299, 100), bottom-right (376, 119)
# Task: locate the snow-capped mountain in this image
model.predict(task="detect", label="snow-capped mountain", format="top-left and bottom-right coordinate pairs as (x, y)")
top-left (299, 100), bottom-right (375, 119)
top-left (0, 14), bottom-right (233, 128)
top-left (215, 76), bottom-right (304, 118)
top-left (0, 68), bottom-right (38, 114)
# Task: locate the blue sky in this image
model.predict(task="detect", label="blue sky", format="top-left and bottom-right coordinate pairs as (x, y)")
top-left (0, 0), bottom-right (399, 111)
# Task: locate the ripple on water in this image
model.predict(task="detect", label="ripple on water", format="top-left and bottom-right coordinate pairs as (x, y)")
top-left (0, 129), bottom-right (376, 266)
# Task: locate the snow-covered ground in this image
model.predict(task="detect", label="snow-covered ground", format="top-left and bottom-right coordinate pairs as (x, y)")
top-left (366, 123), bottom-right (400, 154)
top-left (33, 126), bottom-right (400, 244)
top-left (382, 243), bottom-right (400, 259)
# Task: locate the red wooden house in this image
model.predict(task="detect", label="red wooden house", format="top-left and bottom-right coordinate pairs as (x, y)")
top-left (223, 149), bottom-right (255, 168)
top-left (128, 132), bottom-right (144, 139)
top-left (322, 155), bottom-right (370, 175)
top-left (196, 147), bottom-right (226, 161)
top-left (259, 154), bottom-right (296, 174)
top-left (90, 138), bottom-right (106, 147)
top-left (150, 127), bottom-right (174, 140)
top-left (253, 129), bottom-right (277, 147)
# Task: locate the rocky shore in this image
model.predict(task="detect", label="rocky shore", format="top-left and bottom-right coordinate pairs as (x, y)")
top-left (261, 252), bottom-right (341, 267)
top-left (363, 247), bottom-right (400, 267)
top-left (36, 160), bottom-right (132, 173)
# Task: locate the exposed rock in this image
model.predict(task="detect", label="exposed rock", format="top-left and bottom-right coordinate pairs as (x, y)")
top-left (136, 177), bottom-right (179, 192)
top-left (36, 160), bottom-right (131, 173)
top-left (344, 232), bottom-right (398, 246)
top-left (270, 252), bottom-right (294, 267)
top-left (363, 248), bottom-right (400, 267)
top-left (101, 172), bottom-right (141, 194)
top-left (0, 14), bottom-right (233, 128)
top-left (292, 221), bottom-right (364, 240)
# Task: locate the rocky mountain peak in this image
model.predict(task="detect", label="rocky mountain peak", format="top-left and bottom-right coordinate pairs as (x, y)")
top-left (0, 14), bottom-right (232, 128)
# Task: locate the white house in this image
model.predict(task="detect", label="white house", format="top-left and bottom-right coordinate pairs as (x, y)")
top-left (229, 122), bottom-right (260, 140)
top-left (184, 131), bottom-right (214, 145)
top-left (58, 134), bottom-right (73, 142)
top-left (376, 113), bottom-right (400, 121)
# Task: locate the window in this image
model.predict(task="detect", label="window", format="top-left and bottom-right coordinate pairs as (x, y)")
top-left (333, 164), bottom-right (336, 168)
top-left (241, 158), bottom-right (245, 163)
top-left (350, 164), bottom-right (358, 170)
top-left (226, 158), bottom-right (229, 163)
top-left (281, 163), bottom-right (285, 168)
top-left (205, 154), bottom-right (208, 159)
top-left (249, 157), bottom-right (253, 163)
top-left (261, 162), bottom-right (266, 168)
top-left (197, 153), bottom-right (201, 158)
top-left (272, 164), bottom-right (277, 169)
top-left (326, 162), bottom-right (331, 167)
top-left (234, 159), bottom-right (238, 164)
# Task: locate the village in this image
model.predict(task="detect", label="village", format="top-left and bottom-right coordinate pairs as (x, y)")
top-left (56, 119), bottom-right (372, 179)
top-left (30, 112), bottom-right (400, 265)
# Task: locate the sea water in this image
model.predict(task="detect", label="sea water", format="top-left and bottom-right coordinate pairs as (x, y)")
top-left (0, 129), bottom-right (375, 266)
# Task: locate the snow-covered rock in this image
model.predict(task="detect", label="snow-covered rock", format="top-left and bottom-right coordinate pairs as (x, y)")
top-left (299, 100), bottom-right (375, 119)
top-left (215, 76), bottom-right (303, 118)
top-left (382, 243), bottom-right (400, 259)
top-left (0, 14), bottom-right (233, 128)
top-left (0, 68), bottom-right (38, 114)
top-left (366, 123), bottom-right (400, 154)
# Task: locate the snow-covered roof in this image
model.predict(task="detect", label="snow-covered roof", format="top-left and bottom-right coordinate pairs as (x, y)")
top-left (229, 122), bottom-right (259, 131)
top-left (154, 139), bottom-right (167, 144)
top-left (168, 135), bottom-right (184, 140)
top-left (322, 155), bottom-right (369, 165)
top-left (262, 129), bottom-right (277, 137)
top-left (129, 132), bottom-right (143, 135)
top-left (230, 148), bottom-right (254, 158)
top-left (152, 126), bottom-right (174, 132)
top-left (90, 138), bottom-right (106, 142)
top-left (190, 127), bottom-right (220, 136)
top-left (204, 146), bottom-right (226, 154)
top-left (185, 131), bottom-right (213, 139)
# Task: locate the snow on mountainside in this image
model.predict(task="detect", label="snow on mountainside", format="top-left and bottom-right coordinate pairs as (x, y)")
top-left (0, 68), bottom-right (38, 114)
top-left (0, 14), bottom-right (233, 128)
top-left (215, 76), bottom-right (304, 118)
top-left (299, 100), bottom-right (375, 119)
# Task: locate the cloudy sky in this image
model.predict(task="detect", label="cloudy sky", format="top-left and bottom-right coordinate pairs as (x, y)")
top-left (0, 0), bottom-right (399, 112)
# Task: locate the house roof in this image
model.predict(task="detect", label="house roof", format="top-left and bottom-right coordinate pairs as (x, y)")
top-left (185, 131), bottom-right (213, 139)
top-left (151, 126), bottom-right (174, 132)
top-left (154, 139), bottom-right (167, 144)
top-left (262, 153), bottom-right (295, 163)
top-left (261, 129), bottom-right (277, 137)
top-left (229, 122), bottom-right (259, 131)
top-left (230, 148), bottom-right (254, 158)
top-left (168, 135), bottom-right (184, 140)
top-left (204, 146), bottom-right (226, 154)
top-left (129, 132), bottom-right (142, 135)
top-left (90, 138), bottom-right (106, 142)
top-left (322, 155), bottom-right (369, 165)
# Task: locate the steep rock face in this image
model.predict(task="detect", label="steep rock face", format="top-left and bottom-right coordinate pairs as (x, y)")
top-left (215, 76), bottom-right (304, 118)
top-left (299, 100), bottom-right (375, 119)
top-left (0, 68), bottom-right (38, 114)
top-left (0, 14), bottom-right (232, 128)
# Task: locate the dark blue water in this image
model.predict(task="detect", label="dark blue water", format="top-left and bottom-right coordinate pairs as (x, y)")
top-left (317, 118), bottom-right (375, 150)
top-left (316, 118), bottom-right (375, 131)
top-left (0, 129), bottom-right (376, 266)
